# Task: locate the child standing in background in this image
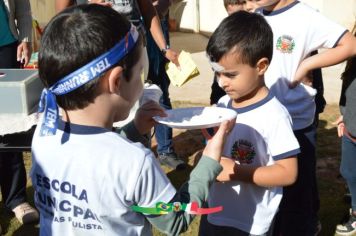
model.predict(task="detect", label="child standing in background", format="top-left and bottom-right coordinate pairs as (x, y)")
top-left (254, 0), bottom-right (356, 234)
top-left (334, 22), bottom-right (356, 236)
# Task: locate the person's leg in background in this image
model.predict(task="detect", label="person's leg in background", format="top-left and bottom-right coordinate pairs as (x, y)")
top-left (311, 50), bottom-right (326, 128)
top-left (0, 41), bottom-right (19, 68)
top-left (146, 14), bottom-right (186, 170)
top-left (336, 135), bottom-right (356, 235)
top-left (311, 63), bottom-right (325, 234)
top-left (0, 42), bottom-right (39, 224)
top-left (0, 153), bottom-right (27, 211)
top-left (272, 125), bottom-right (319, 236)
top-left (0, 151), bottom-right (38, 224)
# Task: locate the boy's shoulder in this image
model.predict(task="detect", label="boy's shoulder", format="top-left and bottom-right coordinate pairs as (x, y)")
top-left (33, 122), bottom-right (150, 164)
top-left (87, 131), bottom-right (152, 164)
top-left (257, 1), bottom-right (321, 17)
top-left (249, 95), bottom-right (291, 123)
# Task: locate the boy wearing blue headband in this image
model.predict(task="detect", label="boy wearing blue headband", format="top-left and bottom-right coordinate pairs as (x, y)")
top-left (30, 4), bottom-right (234, 236)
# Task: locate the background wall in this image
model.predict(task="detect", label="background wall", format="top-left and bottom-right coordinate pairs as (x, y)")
top-left (29, 0), bottom-right (356, 104)
top-left (169, 0), bottom-right (356, 33)
top-left (30, 0), bottom-right (55, 26)
top-left (30, 0), bottom-right (355, 32)
top-left (168, 0), bottom-right (355, 104)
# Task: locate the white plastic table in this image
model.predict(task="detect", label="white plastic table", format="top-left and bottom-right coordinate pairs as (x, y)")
top-left (0, 83), bottom-right (162, 151)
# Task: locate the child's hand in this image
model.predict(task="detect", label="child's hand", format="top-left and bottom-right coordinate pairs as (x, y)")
top-left (290, 57), bottom-right (314, 88)
top-left (332, 115), bottom-right (344, 137)
top-left (290, 68), bottom-right (313, 88)
top-left (217, 157), bottom-right (236, 182)
top-left (165, 49), bottom-right (181, 69)
top-left (134, 101), bottom-right (166, 135)
top-left (202, 119), bottom-right (235, 162)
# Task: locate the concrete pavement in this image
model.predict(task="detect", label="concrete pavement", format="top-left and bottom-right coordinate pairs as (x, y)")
top-left (168, 32), bottom-right (211, 105)
top-left (168, 32), bottom-right (344, 106)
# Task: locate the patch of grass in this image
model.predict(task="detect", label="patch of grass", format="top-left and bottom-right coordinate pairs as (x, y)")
top-left (0, 104), bottom-right (350, 236)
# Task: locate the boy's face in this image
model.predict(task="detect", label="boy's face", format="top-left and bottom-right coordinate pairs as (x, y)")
top-left (244, 0), bottom-right (259, 12)
top-left (226, 3), bottom-right (244, 15)
top-left (226, 1), bottom-right (258, 15)
top-left (214, 52), bottom-right (263, 103)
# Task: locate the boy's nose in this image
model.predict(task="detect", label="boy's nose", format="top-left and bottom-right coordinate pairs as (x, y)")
top-left (244, 2), bottom-right (256, 12)
top-left (217, 76), bottom-right (228, 89)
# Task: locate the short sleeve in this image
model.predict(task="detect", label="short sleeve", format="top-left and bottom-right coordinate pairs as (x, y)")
top-left (306, 8), bottom-right (347, 51)
top-left (267, 115), bottom-right (300, 160)
top-left (134, 152), bottom-right (177, 207)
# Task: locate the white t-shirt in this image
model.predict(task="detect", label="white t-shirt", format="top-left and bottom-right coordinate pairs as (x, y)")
top-left (109, 0), bottom-right (142, 27)
top-left (207, 93), bottom-right (300, 235)
top-left (259, 1), bottom-right (347, 130)
top-left (30, 120), bottom-right (176, 236)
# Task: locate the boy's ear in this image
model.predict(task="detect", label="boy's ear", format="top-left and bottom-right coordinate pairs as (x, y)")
top-left (107, 66), bottom-right (124, 94)
top-left (256, 57), bottom-right (270, 75)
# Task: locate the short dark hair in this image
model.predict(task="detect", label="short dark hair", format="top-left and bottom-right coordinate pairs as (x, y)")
top-left (207, 11), bottom-right (273, 67)
top-left (39, 4), bottom-right (142, 110)
top-left (223, 0), bottom-right (243, 8)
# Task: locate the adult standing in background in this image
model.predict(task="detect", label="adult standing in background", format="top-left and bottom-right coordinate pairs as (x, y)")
top-left (56, 0), bottom-right (179, 66)
top-left (0, 0), bottom-right (32, 67)
top-left (146, 0), bottom-right (186, 170)
top-left (0, 0), bottom-right (39, 230)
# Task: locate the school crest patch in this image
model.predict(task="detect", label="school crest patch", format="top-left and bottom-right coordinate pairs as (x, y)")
top-left (276, 35), bottom-right (295, 53)
top-left (231, 139), bottom-right (255, 164)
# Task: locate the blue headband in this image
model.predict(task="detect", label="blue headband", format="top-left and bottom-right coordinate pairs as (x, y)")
top-left (38, 25), bottom-right (139, 136)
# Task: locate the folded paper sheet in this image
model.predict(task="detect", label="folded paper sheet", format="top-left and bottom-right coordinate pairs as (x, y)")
top-left (166, 50), bottom-right (200, 87)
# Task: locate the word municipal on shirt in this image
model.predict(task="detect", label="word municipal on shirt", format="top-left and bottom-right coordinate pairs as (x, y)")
top-left (34, 174), bottom-right (103, 231)
top-left (131, 201), bottom-right (223, 215)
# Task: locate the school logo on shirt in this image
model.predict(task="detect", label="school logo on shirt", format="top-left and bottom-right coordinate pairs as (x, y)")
top-left (231, 139), bottom-right (255, 164)
top-left (276, 35), bottom-right (295, 53)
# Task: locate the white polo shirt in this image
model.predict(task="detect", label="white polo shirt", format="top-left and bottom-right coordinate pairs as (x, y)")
top-left (259, 1), bottom-right (347, 130)
top-left (207, 93), bottom-right (300, 234)
top-left (31, 120), bottom-right (176, 236)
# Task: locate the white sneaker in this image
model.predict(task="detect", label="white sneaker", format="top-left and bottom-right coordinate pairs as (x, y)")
top-left (335, 209), bottom-right (356, 236)
top-left (12, 202), bottom-right (39, 224)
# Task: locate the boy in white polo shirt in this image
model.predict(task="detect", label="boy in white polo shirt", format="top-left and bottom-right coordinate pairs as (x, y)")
top-left (199, 11), bottom-right (300, 235)
top-left (30, 5), bottom-right (234, 236)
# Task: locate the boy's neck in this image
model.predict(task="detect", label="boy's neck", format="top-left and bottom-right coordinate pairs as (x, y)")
top-left (232, 85), bottom-right (269, 109)
top-left (262, 0), bottom-right (296, 12)
top-left (61, 96), bottom-right (117, 130)
top-left (62, 109), bottom-right (113, 130)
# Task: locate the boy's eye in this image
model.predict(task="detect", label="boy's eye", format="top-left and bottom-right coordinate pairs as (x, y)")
top-left (215, 71), bottom-right (238, 79)
top-left (222, 72), bottom-right (238, 78)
